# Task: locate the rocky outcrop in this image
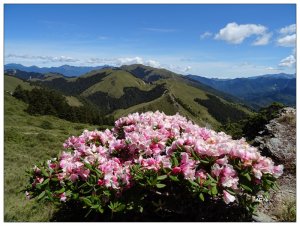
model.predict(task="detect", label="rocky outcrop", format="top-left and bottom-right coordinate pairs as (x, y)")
top-left (253, 107), bottom-right (296, 222)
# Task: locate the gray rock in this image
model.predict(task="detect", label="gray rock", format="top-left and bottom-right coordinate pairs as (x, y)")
top-left (252, 212), bottom-right (275, 222)
top-left (253, 107), bottom-right (296, 222)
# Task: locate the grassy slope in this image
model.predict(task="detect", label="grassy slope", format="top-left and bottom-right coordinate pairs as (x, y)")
top-left (4, 93), bottom-right (103, 222)
top-left (4, 75), bottom-right (34, 92)
top-left (81, 70), bottom-right (152, 98)
top-left (5, 74), bottom-right (83, 108)
top-left (112, 76), bottom-right (252, 129)
top-left (65, 96), bottom-right (83, 107)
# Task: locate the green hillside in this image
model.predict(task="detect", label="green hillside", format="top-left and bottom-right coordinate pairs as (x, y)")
top-left (81, 69), bottom-right (152, 98)
top-left (5, 75), bottom-right (83, 108)
top-left (4, 75), bottom-right (34, 92)
top-left (28, 65), bottom-right (253, 130)
top-left (4, 93), bottom-right (102, 221)
top-left (121, 64), bottom-right (178, 82)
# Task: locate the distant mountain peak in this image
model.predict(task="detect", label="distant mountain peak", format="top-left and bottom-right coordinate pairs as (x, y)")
top-left (4, 63), bottom-right (112, 77)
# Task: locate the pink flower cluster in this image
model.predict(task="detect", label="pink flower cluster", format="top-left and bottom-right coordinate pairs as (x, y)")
top-left (39, 111), bottom-right (283, 204)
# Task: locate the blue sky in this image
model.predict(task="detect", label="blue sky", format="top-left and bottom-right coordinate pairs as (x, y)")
top-left (4, 4), bottom-right (296, 78)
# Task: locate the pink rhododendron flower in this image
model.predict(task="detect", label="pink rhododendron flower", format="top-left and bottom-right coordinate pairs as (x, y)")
top-left (60, 192), bottom-right (67, 202)
top-left (223, 190), bottom-right (235, 204)
top-left (272, 165), bottom-right (284, 178)
top-left (28, 111), bottom-right (283, 206)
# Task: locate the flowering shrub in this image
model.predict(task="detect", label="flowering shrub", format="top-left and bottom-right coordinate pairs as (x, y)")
top-left (24, 111), bottom-right (283, 220)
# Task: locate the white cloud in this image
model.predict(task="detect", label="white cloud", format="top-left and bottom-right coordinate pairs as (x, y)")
top-left (86, 57), bottom-right (116, 64)
top-left (266, 66), bottom-right (282, 71)
top-left (277, 33), bottom-right (296, 47)
top-left (6, 54), bottom-right (79, 62)
top-left (145, 60), bottom-right (161, 68)
top-left (200, 31), bottom-right (212, 39)
top-left (215, 22), bottom-right (269, 45)
top-left (278, 55), bottom-right (296, 67)
top-left (279, 24), bottom-right (296, 35)
top-left (183, 66), bottom-right (192, 72)
top-left (116, 57), bottom-right (144, 65)
top-left (87, 56), bottom-right (161, 68)
top-left (252, 32), bottom-right (272, 46)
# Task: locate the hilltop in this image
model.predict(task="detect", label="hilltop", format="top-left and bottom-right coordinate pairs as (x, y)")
top-left (18, 64), bottom-right (253, 129)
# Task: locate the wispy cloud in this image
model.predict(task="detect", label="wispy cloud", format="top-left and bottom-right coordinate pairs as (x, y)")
top-left (143, 27), bottom-right (178, 33)
top-left (278, 55), bottom-right (296, 67)
top-left (200, 31), bottom-right (212, 39)
top-left (252, 32), bottom-right (272, 46)
top-left (266, 66), bottom-right (282, 71)
top-left (277, 24), bottom-right (296, 47)
top-left (279, 24), bottom-right (296, 35)
top-left (6, 54), bottom-right (79, 62)
top-left (277, 34), bottom-right (296, 47)
top-left (215, 22), bottom-right (271, 45)
top-left (86, 56), bottom-right (190, 73)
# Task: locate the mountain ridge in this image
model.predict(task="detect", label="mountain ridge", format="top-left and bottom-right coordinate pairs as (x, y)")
top-left (7, 64), bottom-right (253, 129)
top-left (187, 74), bottom-right (296, 109)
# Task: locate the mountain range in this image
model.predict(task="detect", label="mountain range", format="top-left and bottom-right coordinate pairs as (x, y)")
top-left (186, 73), bottom-right (296, 109)
top-left (4, 63), bottom-right (296, 128)
top-left (4, 64), bottom-right (254, 130)
top-left (4, 63), bottom-right (112, 76)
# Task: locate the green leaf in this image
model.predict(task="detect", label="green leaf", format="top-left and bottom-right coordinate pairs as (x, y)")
top-left (65, 190), bottom-right (72, 196)
top-left (36, 183), bottom-right (42, 190)
top-left (103, 190), bottom-right (111, 196)
top-left (37, 191), bottom-right (46, 200)
top-left (91, 204), bottom-right (100, 209)
top-left (98, 206), bottom-right (104, 213)
top-left (169, 175), bottom-right (179, 182)
top-left (203, 180), bottom-right (212, 186)
top-left (211, 186), bottom-right (218, 195)
top-left (54, 187), bottom-right (65, 194)
top-left (172, 155), bottom-right (179, 167)
top-left (115, 204), bottom-right (126, 212)
top-left (188, 180), bottom-right (199, 187)
top-left (84, 162), bottom-right (93, 170)
top-left (82, 197), bottom-right (92, 206)
top-left (191, 151), bottom-right (199, 160)
top-left (139, 206), bottom-right (144, 213)
top-left (95, 168), bottom-right (102, 176)
top-left (243, 172), bottom-right (251, 181)
top-left (241, 184), bottom-right (253, 192)
top-left (156, 183), bottom-right (166, 188)
top-left (157, 175), bottom-right (167, 180)
top-left (200, 159), bottom-right (209, 164)
top-left (199, 193), bottom-right (205, 201)
top-left (207, 174), bottom-right (217, 183)
top-left (41, 178), bottom-right (50, 186)
top-left (40, 168), bottom-right (49, 177)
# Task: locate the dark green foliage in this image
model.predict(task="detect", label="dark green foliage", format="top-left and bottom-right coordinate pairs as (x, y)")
top-left (174, 97), bottom-right (196, 116)
top-left (12, 85), bottom-right (29, 103)
top-left (5, 69), bottom-right (44, 80)
top-left (221, 102), bottom-right (285, 140)
top-left (34, 71), bottom-right (109, 95)
top-left (87, 84), bottom-right (166, 114)
top-left (13, 86), bottom-right (114, 126)
top-left (220, 121), bottom-right (244, 139)
top-left (40, 121), bottom-right (54, 130)
top-left (242, 102), bottom-right (285, 140)
top-left (194, 94), bottom-right (248, 124)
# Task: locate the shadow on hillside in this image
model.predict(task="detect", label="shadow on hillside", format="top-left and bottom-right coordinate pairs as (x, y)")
top-left (50, 199), bottom-right (252, 222)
